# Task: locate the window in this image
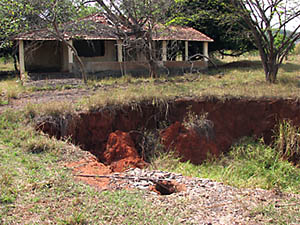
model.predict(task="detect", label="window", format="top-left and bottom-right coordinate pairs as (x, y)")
top-left (73, 40), bottom-right (105, 57)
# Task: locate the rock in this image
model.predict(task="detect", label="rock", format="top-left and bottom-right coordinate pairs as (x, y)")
top-left (160, 122), bottom-right (220, 164)
top-left (102, 130), bottom-right (147, 172)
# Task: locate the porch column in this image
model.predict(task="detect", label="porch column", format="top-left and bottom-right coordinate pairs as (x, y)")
top-left (162, 40), bottom-right (167, 61)
top-left (185, 41), bottom-right (189, 61)
top-left (203, 41), bottom-right (209, 62)
top-left (19, 40), bottom-right (25, 79)
top-left (67, 40), bottom-right (73, 72)
top-left (117, 40), bottom-right (123, 62)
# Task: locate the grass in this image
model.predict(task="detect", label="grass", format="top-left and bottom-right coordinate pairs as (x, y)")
top-left (152, 136), bottom-right (300, 194)
top-left (0, 78), bottom-right (24, 105)
top-left (248, 197), bottom-right (300, 224)
top-left (0, 110), bottom-right (189, 224)
top-left (0, 57), bottom-right (14, 71)
top-left (1, 55), bottom-right (300, 223)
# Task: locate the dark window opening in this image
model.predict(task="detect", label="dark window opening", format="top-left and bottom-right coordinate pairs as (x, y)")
top-left (74, 40), bottom-right (105, 57)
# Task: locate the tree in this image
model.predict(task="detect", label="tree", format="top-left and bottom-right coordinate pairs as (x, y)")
top-left (0, 0), bottom-right (34, 71)
top-left (0, 0), bottom-right (95, 83)
top-left (231, 0), bottom-right (300, 83)
top-left (88, 0), bottom-right (175, 78)
top-left (169, 0), bottom-right (256, 57)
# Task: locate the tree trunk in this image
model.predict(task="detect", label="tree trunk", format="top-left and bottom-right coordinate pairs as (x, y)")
top-left (13, 54), bottom-right (19, 73)
top-left (73, 50), bottom-right (87, 84)
top-left (149, 59), bottom-right (157, 78)
top-left (147, 35), bottom-right (158, 78)
top-left (264, 62), bottom-right (279, 83)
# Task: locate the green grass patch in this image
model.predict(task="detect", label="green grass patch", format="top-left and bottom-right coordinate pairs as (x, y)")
top-left (153, 136), bottom-right (300, 194)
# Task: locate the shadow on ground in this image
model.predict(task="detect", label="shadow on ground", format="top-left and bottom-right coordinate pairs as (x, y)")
top-left (281, 62), bottom-right (300, 72)
top-left (0, 71), bottom-right (18, 81)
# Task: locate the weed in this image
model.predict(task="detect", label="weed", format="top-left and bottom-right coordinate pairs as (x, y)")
top-left (24, 103), bottom-right (38, 119)
top-left (275, 120), bottom-right (300, 164)
top-left (183, 107), bottom-right (214, 139)
top-left (133, 129), bottom-right (164, 163)
top-left (0, 79), bottom-right (25, 102)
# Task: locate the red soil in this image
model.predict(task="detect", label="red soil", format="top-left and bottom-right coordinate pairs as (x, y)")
top-left (65, 130), bottom-right (147, 189)
top-left (65, 156), bottom-right (112, 190)
top-left (102, 130), bottom-right (147, 172)
top-left (160, 122), bottom-right (220, 164)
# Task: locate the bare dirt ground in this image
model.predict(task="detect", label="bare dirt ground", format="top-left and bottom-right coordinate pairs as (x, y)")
top-left (0, 79), bottom-right (93, 113)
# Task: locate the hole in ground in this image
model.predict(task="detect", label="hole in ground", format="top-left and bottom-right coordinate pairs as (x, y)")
top-left (37, 98), bottom-right (300, 175)
top-left (153, 180), bottom-right (177, 195)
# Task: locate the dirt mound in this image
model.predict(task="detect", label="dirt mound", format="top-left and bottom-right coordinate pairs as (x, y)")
top-left (102, 130), bottom-right (147, 172)
top-left (160, 122), bottom-right (220, 164)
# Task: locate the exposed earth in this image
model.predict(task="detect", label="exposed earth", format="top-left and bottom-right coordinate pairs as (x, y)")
top-left (1, 78), bottom-right (300, 224)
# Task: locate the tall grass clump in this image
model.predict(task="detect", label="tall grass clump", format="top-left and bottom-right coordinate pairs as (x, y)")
top-left (275, 120), bottom-right (300, 165)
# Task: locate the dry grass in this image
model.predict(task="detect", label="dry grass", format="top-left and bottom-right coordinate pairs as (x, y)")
top-left (1, 54), bottom-right (300, 114)
top-left (87, 54), bottom-right (300, 106)
top-left (0, 58), bottom-right (14, 71)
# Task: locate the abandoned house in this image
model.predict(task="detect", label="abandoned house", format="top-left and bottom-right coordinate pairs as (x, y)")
top-left (15, 14), bottom-right (213, 79)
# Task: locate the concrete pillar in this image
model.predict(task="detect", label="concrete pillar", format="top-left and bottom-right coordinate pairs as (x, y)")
top-left (67, 40), bottom-right (73, 72)
top-left (203, 41), bottom-right (209, 62)
top-left (185, 41), bottom-right (189, 61)
top-left (19, 40), bottom-right (25, 79)
top-left (117, 40), bottom-right (123, 62)
top-left (162, 40), bottom-right (167, 61)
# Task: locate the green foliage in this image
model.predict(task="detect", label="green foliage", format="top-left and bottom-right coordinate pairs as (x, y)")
top-left (231, 0), bottom-right (300, 83)
top-left (274, 32), bottom-right (296, 55)
top-left (153, 136), bottom-right (300, 194)
top-left (169, 0), bottom-right (256, 55)
top-left (0, 0), bottom-right (88, 50)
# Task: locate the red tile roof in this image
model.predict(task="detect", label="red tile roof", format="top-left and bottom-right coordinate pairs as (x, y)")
top-left (15, 14), bottom-right (213, 42)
